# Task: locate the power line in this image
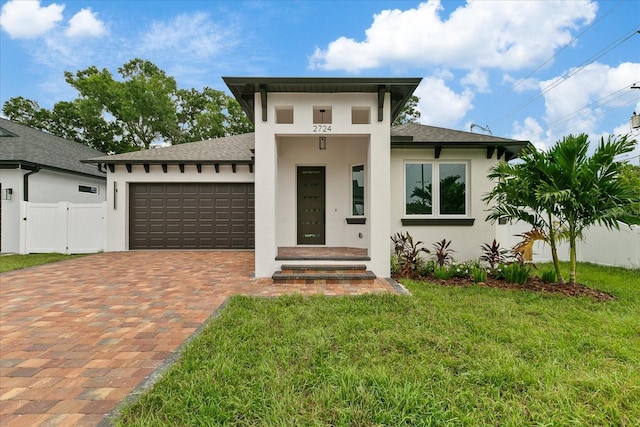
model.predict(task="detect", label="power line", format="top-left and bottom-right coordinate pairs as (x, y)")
top-left (495, 26), bottom-right (640, 126)
top-left (545, 83), bottom-right (640, 130)
top-left (505, 0), bottom-right (624, 96)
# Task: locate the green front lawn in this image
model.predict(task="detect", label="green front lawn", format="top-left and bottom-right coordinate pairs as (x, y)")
top-left (117, 263), bottom-right (640, 426)
top-left (0, 253), bottom-right (85, 273)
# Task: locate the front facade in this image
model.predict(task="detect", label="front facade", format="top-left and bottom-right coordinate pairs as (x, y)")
top-left (0, 118), bottom-right (106, 253)
top-left (90, 77), bottom-right (529, 279)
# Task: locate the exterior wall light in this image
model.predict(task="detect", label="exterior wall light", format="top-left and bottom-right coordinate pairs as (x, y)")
top-left (3, 188), bottom-right (12, 200)
top-left (319, 136), bottom-right (327, 150)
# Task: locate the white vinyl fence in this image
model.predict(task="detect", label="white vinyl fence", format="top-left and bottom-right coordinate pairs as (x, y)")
top-left (504, 221), bottom-right (640, 269)
top-left (20, 201), bottom-right (106, 254)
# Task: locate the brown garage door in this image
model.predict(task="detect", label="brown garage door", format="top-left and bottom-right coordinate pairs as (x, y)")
top-left (129, 183), bottom-right (254, 249)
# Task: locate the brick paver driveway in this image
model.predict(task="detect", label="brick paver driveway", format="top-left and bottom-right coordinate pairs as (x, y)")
top-left (0, 251), bottom-right (397, 426)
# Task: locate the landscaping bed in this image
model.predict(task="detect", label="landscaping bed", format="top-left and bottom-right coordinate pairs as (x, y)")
top-left (411, 274), bottom-right (617, 301)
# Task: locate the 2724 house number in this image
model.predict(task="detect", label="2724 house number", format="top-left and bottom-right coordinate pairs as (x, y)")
top-left (313, 124), bottom-right (331, 132)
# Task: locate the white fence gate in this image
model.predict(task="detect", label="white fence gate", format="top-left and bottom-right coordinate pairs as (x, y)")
top-left (20, 201), bottom-right (107, 254)
top-left (503, 221), bottom-right (640, 270)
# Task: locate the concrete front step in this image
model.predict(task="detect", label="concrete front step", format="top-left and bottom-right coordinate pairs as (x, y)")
top-left (272, 264), bottom-right (376, 285)
top-left (280, 264), bottom-right (368, 275)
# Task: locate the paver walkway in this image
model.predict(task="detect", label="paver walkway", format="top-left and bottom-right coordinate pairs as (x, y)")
top-left (0, 251), bottom-right (397, 426)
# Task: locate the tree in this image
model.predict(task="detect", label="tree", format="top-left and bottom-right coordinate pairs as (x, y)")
top-left (2, 58), bottom-right (254, 153)
top-left (2, 97), bottom-right (51, 130)
top-left (485, 133), bottom-right (640, 285)
top-left (64, 59), bottom-right (181, 150)
top-left (392, 95), bottom-right (421, 127)
top-left (619, 163), bottom-right (640, 225)
top-left (484, 145), bottom-right (567, 283)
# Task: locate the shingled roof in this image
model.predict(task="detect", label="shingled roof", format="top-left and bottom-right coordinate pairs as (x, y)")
top-left (391, 123), bottom-right (530, 160)
top-left (86, 133), bottom-right (255, 164)
top-left (0, 118), bottom-right (106, 179)
top-left (86, 123), bottom-right (530, 165)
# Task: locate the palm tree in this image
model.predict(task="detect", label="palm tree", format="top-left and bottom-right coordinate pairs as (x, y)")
top-left (485, 133), bottom-right (639, 285)
top-left (484, 145), bottom-right (566, 283)
top-left (544, 134), bottom-right (639, 284)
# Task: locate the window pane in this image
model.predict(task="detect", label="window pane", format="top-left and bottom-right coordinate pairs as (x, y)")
top-left (352, 165), bottom-right (365, 216)
top-left (439, 163), bottom-right (466, 215)
top-left (405, 163), bottom-right (432, 215)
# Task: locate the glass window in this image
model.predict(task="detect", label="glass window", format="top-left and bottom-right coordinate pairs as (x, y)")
top-left (351, 165), bottom-right (365, 216)
top-left (439, 163), bottom-right (466, 215)
top-left (405, 163), bottom-right (432, 215)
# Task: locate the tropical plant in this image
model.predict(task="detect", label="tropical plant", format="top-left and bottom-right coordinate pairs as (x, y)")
top-left (390, 232), bottom-right (429, 278)
top-left (484, 133), bottom-right (640, 285)
top-left (431, 239), bottom-right (455, 267)
top-left (471, 265), bottom-right (487, 283)
top-left (541, 134), bottom-right (639, 284)
top-left (541, 269), bottom-right (557, 284)
top-left (433, 265), bottom-right (452, 280)
top-left (480, 239), bottom-right (509, 268)
top-left (501, 263), bottom-right (530, 284)
top-left (484, 145), bottom-right (566, 283)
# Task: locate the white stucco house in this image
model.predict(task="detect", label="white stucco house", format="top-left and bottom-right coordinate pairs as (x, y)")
top-left (0, 118), bottom-right (106, 253)
top-left (87, 77), bottom-right (530, 281)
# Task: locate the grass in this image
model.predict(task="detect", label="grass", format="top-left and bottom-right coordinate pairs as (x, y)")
top-left (117, 262), bottom-right (640, 426)
top-left (0, 253), bottom-right (85, 273)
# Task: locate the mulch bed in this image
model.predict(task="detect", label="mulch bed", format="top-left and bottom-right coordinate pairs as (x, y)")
top-left (400, 274), bottom-right (617, 302)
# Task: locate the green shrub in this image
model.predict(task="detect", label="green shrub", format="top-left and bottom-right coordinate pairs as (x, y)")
top-left (472, 265), bottom-right (487, 283)
top-left (501, 263), bottom-right (530, 284)
top-left (541, 268), bottom-right (557, 283)
top-left (449, 261), bottom-right (474, 278)
top-left (418, 260), bottom-right (436, 277)
top-left (433, 265), bottom-right (452, 280)
top-left (390, 254), bottom-right (401, 276)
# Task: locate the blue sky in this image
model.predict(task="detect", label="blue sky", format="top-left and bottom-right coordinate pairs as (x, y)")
top-left (1, 0), bottom-right (639, 160)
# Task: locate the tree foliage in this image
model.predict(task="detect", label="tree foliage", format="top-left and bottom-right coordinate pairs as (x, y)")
top-left (392, 95), bottom-right (421, 127)
top-left (2, 58), bottom-right (254, 153)
top-left (485, 133), bottom-right (640, 285)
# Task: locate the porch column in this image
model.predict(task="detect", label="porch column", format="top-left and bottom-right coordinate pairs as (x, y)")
top-left (254, 96), bottom-right (279, 277)
top-left (368, 93), bottom-right (392, 277)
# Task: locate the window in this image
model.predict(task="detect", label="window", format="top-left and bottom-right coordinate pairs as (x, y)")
top-left (405, 163), bottom-right (432, 214)
top-left (404, 162), bottom-right (467, 216)
top-left (351, 165), bottom-right (365, 216)
top-left (79, 185), bottom-right (98, 194)
top-left (439, 163), bottom-right (466, 215)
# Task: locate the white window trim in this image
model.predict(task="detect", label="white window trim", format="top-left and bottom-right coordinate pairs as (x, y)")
top-left (403, 160), bottom-right (470, 218)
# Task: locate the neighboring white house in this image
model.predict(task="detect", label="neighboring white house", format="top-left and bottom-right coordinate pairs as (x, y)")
top-left (87, 77), bottom-right (529, 279)
top-left (0, 118), bottom-right (107, 253)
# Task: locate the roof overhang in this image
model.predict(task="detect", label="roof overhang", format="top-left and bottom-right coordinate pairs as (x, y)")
top-left (0, 160), bottom-right (106, 179)
top-left (223, 77), bottom-right (422, 124)
top-left (391, 138), bottom-right (531, 161)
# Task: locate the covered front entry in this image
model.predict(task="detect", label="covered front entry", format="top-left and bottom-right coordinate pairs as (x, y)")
top-left (297, 166), bottom-right (325, 245)
top-left (129, 182), bottom-right (254, 249)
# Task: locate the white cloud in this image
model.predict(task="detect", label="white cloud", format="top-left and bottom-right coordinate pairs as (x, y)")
top-left (461, 70), bottom-right (489, 93)
top-left (542, 62), bottom-right (640, 136)
top-left (511, 117), bottom-right (549, 150)
top-left (65, 8), bottom-right (107, 38)
top-left (414, 77), bottom-right (474, 127)
top-left (502, 74), bottom-right (539, 93)
top-left (0, 0), bottom-right (64, 39)
top-left (138, 12), bottom-right (237, 61)
top-left (309, 0), bottom-right (597, 72)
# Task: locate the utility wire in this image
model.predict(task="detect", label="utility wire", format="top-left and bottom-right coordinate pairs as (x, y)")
top-left (495, 26), bottom-right (640, 125)
top-left (546, 84), bottom-right (640, 130)
top-left (506, 0), bottom-right (624, 95)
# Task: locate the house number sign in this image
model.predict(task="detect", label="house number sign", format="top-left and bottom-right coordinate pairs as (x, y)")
top-left (313, 124), bottom-right (332, 132)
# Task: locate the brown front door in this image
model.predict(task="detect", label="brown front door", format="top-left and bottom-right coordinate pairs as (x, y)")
top-left (297, 166), bottom-right (325, 245)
